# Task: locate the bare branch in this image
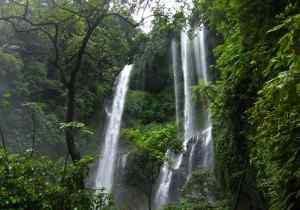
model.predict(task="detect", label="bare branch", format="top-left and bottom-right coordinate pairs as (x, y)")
top-left (141, 0), bottom-right (151, 20)
top-left (104, 12), bottom-right (155, 28)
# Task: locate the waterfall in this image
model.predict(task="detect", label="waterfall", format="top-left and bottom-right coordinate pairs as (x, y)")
top-left (94, 64), bottom-right (133, 192)
top-left (154, 39), bottom-right (181, 208)
top-left (154, 150), bottom-right (174, 208)
top-left (154, 29), bottom-right (196, 209)
top-left (201, 127), bottom-right (213, 168)
top-left (193, 25), bottom-right (209, 83)
top-left (154, 26), bottom-right (213, 209)
top-left (171, 39), bottom-right (181, 128)
top-left (193, 26), bottom-right (214, 170)
top-left (174, 29), bottom-right (197, 169)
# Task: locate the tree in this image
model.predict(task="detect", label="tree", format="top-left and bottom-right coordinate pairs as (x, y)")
top-left (0, 0), bottom-right (142, 162)
top-left (0, 149), bottom-right (115, 210)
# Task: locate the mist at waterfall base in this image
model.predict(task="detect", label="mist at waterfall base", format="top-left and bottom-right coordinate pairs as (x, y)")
top-left (154, 26), bottom-right (214, 209)
top-left (94, 65), bottom-right (133, 192)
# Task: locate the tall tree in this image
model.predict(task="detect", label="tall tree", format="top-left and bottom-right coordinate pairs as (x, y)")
top-left (0, 0), bottom-right (142, 161)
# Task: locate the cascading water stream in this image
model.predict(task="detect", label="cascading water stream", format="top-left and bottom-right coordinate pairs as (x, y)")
top-left (174, 29), bottom-right (197, 170)
top-left (154, 39), bottom-right (181, 208)
top-left (154, 26), bottom-right (213, 209)
top-left (154, 151), bottom-right (174, 208)
top-left (94, 65), bottom-right (133, 192)
top-left (171, 39), bottom-right (181, 128)
top-left (201, 127), bottom-right (213, 168)
top-left (193, 26), bottom-right (214, 170)
top-left (154, 29), bottom-right (197, 209)
top-left (193, 25), bottom-right (209, 83)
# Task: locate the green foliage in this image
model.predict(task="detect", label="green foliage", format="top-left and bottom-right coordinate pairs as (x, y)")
top-left (192, 80), bottom-right (213, 110)
top-left (19, 62), bottom-right (52, 98)
top-left (59, 121), bottom-right (94, 136)
top-left (125, 90), bottom-right (175, 125)
top-left (132, 11), bottom-right (186, 95)
top-left (0, 0), bottom-right (142, 157)
top-left (192, 0), bottom-right (300, 209)
top-left (123, 122), bottom-right (180, 205)
top-left (125, 147), bottom-right (161, 202)
top-left (0, 50), bottom-right (23, 80)
top-left (0, 149), bottom-right (114, 210)
top-left (163, 170), bottom-right (230, 210)
top-left (248, 12), bottom-right (300, 210)
top-left (123, 123), bottom-right (180, 160)
top-left (0, 98), bottom-right (65, 154)
top-left (0, 50), bottom-right (23, 108)
top-left (0, 90), bottom-right (12, 110)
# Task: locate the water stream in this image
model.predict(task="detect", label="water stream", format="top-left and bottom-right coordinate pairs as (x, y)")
top-left (154, 26), bottom-right (212, 209)
top-left (92, 26), bottom-right (213, 210)
top-left (94, 64), bottom-right (133, 192)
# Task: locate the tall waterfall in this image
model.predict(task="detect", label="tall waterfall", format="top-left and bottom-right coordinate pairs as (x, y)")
top-left (153, 40), bottom-right (181, 207)
top-left (94, 65), bottom-right (133, 192)
top-left (193, 26), bottom-right (209, 83)
top-left (193, 26), bottom-right (213, 170)
top-left (154, 26), bottom-right (212, 209)
top-left (174, 29), bottom-right (197, 170)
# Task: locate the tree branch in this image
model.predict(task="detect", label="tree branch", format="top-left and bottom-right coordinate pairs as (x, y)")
top-left (104, 13), bottom-right (139, 27)
top-left (104, 12), bottom-right (155, 28)
top-left (0, 11), bottom-right (69, 86)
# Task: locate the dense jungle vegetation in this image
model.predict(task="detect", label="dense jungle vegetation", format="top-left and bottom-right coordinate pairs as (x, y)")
top-left (191, 0), bottom-right (300, 210)
top-left (0, 0), bottom-right (300, 210)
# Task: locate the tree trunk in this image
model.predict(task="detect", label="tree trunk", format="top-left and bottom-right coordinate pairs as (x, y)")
top-left (65, 83), bottom-right (85, 189)
top-left (65, 83), bottom-right (81, 162)
top-left (148, 192), bottom-right (152, 210)
top-left (0, 125), bottom-right (6, 151)
top-left (63, 22), bottom-right (98, 163)
top-left (234, 173), bottom-right (245, 210)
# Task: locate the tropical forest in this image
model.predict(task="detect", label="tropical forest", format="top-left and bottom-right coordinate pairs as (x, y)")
top-left (0, 0), bottom-right (299, 210)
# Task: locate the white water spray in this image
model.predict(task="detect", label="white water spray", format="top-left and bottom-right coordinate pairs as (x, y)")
top-left (193, 25), bottom-right (209, 82)
top-left (94, 65), bottom-right (133, 192)
top-left (193, 26), bottom-right (214, 170)
top-left (174, 29), bottom-right (197, 170)
top-left (154, 29), bottom-right (197, 209)
top-left (154, 150), bottom-right (174, 207)
top-left (154, 39), bottom-right (181, 208)
top-left (154, 26), bottom-right (213, 209)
